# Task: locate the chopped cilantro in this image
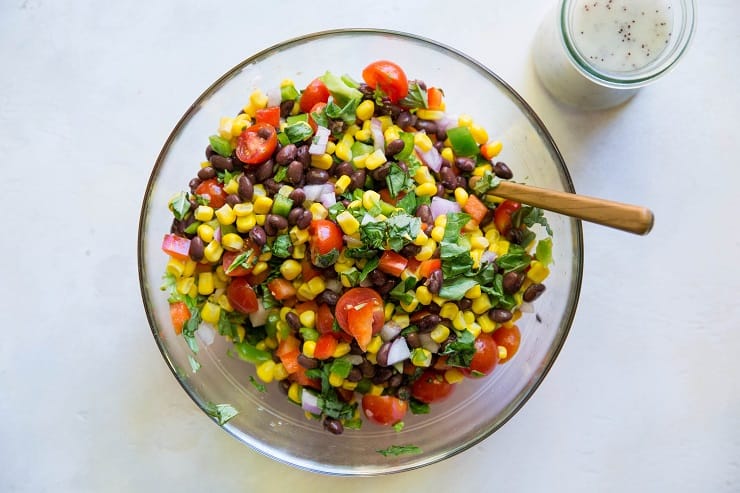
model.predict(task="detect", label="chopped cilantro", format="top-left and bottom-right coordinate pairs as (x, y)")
top-left (513, 205), bottom-right (553, 236)
top-left (409, 398), bottom-right (430, 415)
top-left (376, 444), bottom-right (422, 457)
top-left (495, 244), bottom-right (531, 273)
top-left (284, 121), bottom-right (314, 143)
top-left (386, 163), bottom-right (412, 198)
top-left (225, 249), bottom-right (255, 274)
top-left (271, 235), bottom-right (293, 259)
top-left (399, 80), bottom-right (428, 109)
top-left (472, 170), bottom-right (501, 196)
top-left (249, 376), bottom-right (267, 393)
top-left (440, 330), bottom-right (476, 368)
top-left (204, 402), bottom-right (239, 425)
top-left (358, 256), bottom-right (379, 282)
top-left (313, 248), bottom-right (340, 268)
top-left (396, 190), bottom-right (418, 215)
top-left (168, 191), bottom-right (191, 220)
top-left (393, 421), bottom-right (405, 432)
top-left (386, 214), bottom-right (421, 252)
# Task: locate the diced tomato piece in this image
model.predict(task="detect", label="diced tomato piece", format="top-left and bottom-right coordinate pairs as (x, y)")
top-left (195, 179), bottom-right (227, 208)
top-left (295, 301), bottom-right (319, 315)
top-left (378, 250), bottom-right (408, 277)
top-left (301, 258), bottom-right (321, 282)
top-left (162, 233), bottom-right (191, 261)
top-left (255, 106), bottom-right (280, 127)
top-left (346, 302), bottom-right (375, 351)
top-left (316, 303), bottom-right (335, 334)
top-left (169, 301), bottom-right (190, 335)
top-left (222, 248), bottom-right (259, 277)
top-left (405, 257), bottom-right (421, 276)
top-left (463, 194), bottom-right (489, 225)
top-left (291, 365), bottom-right (321, 390)
top-left (362, 60), bottom-right (409, 103)
top-left (276, 335), bottom-right (301, 373)
top-left (226, 277), bottom-right (259, 314)
top-left (236, 123), bottom-right (278, 165)
top-left (313, 333), bottom-right (339, 360)
top-left (493, 325), bottom-right (521, 364)
top-left (267, 278), bottom-right (297, 301)
top-left (417, 259), bottom-right (441, 279)
top-left (335, 287), bottom-right (385, 337)
top-left (493, 200), bottom-right (521, 235)
top-left (378, 189), bottom-right (404, 206)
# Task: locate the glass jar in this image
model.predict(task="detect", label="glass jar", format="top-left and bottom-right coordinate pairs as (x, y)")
top-left (533, 0), bottom-right (697, 110)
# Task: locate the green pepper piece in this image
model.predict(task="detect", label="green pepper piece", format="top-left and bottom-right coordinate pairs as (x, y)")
top-left (271, 193), bottom-right (294, 217)
top-left (351, 141), bottom-right (374, 157)
top-left (320, 71), bottom-right (363, 107)
top-left (264, 311), bottom-right (280, 338)
top-left (446, 126), bottom-right (479, 157)
top-left (234, 342), bottom-right (272, 365)
top-left (286, 113), bottom-right (308, 125)
top-left (281, 83), bottom-right (300, 102)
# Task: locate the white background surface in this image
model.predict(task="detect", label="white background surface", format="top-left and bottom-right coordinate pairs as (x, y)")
top-left (1, 1), bottom-right (738, 491)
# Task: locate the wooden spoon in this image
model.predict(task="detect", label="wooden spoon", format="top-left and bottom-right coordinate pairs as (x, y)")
top-left (491, 181), bottom-right (654, 235)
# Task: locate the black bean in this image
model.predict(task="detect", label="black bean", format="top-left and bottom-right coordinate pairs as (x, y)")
top-left (426, 269), bottom-right (443, 294)
top-left (454, 157), bottom-right (475, 173)
top-left (188, 236), bottom-right (204, 261)
top-left (350, 170), bottom-right (366, 190)
top-left (249, 226), bottom-right (267, 247)
top-left (296, 145), bottom-right (310, 167)
top-left (346, 367), bottom-right (363, 382)
top-left (254, 159), bottom-right (274, 182)
top-left (197, 166), bottom-right (216, 180)
top-left (434, 140), bottom-right (444, 152)
top-left (205, 145), bottom-right (215, 160)
top-left (225, 194), bottom-right (241, 207)
top-left (263, 220), bottom-right (277, 237)
top-left (315, 290), bottom-right (339, 306)
top-left (440, 166), bottom-right (457, 190)
top-left (359, 359), bottom-right (376, 378)
top-left (286, 160), bottom-right (304, 185)
top-left (279, 100), bottom-right (295, 118)
top-left (458, 298), bottom-right (473, 311)
top-left (287, 207), bottom-right (304, 226)
top-left (493, 161), bottom-right (514, 179)
top-left (523, 283), bottom-right (546, 302)
top-left (489, 308), bottom-right (513, 323)
top-left (385, 138), bottom-right (405, 156)
top-left (400, 243), bottom-right (421, 257)
top-left (306, 168), bottom-right (329, 184)
top-left (416, 120), bottom-right (437, 134)
top-left (279, 379), bottom-right (291, 395)
top-left (323, 417), bottom-right (344, 435)
top-left (372, 367), bottom-right (394, 384)
top-left (334, 161), bottom-right (354, 177)
top-left (502, 271), bottom-right (525, 294)
top-left (376, 342), bottom-right (392, 367)
top-left (368, 269), bottom-right (387, 287)
top-left (415, 204), bottom-right (433, 225)
top-left (457, 176), bottom-right (467, 190)
top-left (358, 83), bottom-right (374, 97)
top-left (388, 373), bottom-right (403, 389)
top-left (436, 183), bottom-right (445, 197)
top-left (285, 312), bottom-right (301, 331)
top-left (297, 354), bottom-right (319, 370)
top-left (396, 111), bottom-right (412, 128)
top-left (170, 218), bottom-right (184, 235)
top-left (436, 127), bottom-right (447, 141)
top-left (188, 177), bottom-right (201, 192)
top-left (296, 210), bottom-right (313, 230)
top-left (480, 209), bottom-right (494, 228)
top-left (238, 174), bottom-right (254, 201)
top-left (377, 280), bottom-right (395, 297)
top-left (209, 154), bottom-right (233, 171)
top-left (267, 214), bottom-right (288, 232)
top-left (387, 103), bottom-right (402, 118)
top-left (405, 332), bottom-right (421, 348)
top-left (506, 227), bottom-right (524, 244)
top-left (288, 188), bottom-right (305, 205)
top-left (276, 144), bottom-right (297, 165)
top-left (418, 314), bottom-right (441, 333)
top-left (371, 163), bottom-right (391, 181)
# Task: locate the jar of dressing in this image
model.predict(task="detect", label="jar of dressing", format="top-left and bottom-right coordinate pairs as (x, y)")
top-left (533, 0), bottom-right (696, 110)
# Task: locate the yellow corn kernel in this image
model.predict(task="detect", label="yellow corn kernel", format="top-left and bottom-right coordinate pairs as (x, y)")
top-left (473, 164), bottom-right (493, 177)
top-left (249, 261), bottom-right (267, 276)
top-left (308, 203), bottom-right (328, 220)
top-left (463, 310), bottom-right (476, 326)
top-left (336, 210), bottom-right (360, 235)
top-left (311, 153), bottom-right (334, 170)
top-left (187, 283), bottom-right (198, 299)
top-left (416, 286), bottom-right (433, 305)
top-left (279, 306), bottom-right (292, 321)
top-left (194, 205), bottom-right (214, 222)
top-left (414, 131), bottom-right (434, 152)
top-left (342, 381), bottom-right (358, 391)
top-left (413, 230), bottom-right (429, 246)
top-left (411, 348), bottom-right (432, 367)
top-left (181, 259), bottom-right (196, 277)
top-left (249, 89), bottom-right (268, 109)
top-left (175, 276), bottom-right (194, 295)
top-left (415, 242), bottom-right (436, 261)
top-left (439, 302), bottom-right (459, 321)
top-left (197, 272), bottom-right (215, 295)
top-left (434, 214), bottom-right (447, 229)
top-left (414, 165), bottom-right (434, 184)
top-left (217, 293), bottom-right (233, 312)
top-left (384, 303), bottom-right (395, 321)
top-left (220, 233), bottom-right (244, 252)
top-left (223, 178), bottom-right (239, 195)
top-left (485, 228), bottom-right (501, 243)
top-left (302, 340), bottom-right (316, 358)
top-left (458, 114), bottom-right (473, 127)
top-left (200, 301), bottom-right (221, 324)
top-left (483, 140), bottom-right (503, 158)
top-left (430, 324), bottom-right (450, 344)
top-left (334, 141), bottom-right (353, 162)
top-left (470, 235), bottom-right (489, 250)
top-left (325, 141), bottom-right (336, 155)
top-left (233, 202), bottom-right (253, 217)
top-left (279, 259), bottom-right (302, 280)
top-left (333, 342), bottom-right (351, 358)
top-left (362, 190), bottom-right (380, 210)
top-left (231, 114), bottom-right (250, 137)
top-left (197, 224), bottom-right (215, 243)
top-left (368, 384), bottom-right (384, 396)
top-left (255, 360), bottom-right (275, 383)
top-left (290, 226), bottom-right (310, 245)
top-left (252, 184), bottom-right (266, 197)
top-left (478, 314), bottom-right (496, 333)
top-left (471, 248), bottom-right (483, 269)
top-left (235, 213), bottom-right (256, 233)
top-left (308, 276), bottom-right (326, 295)
top-left (288, 382), bottom-right (302, 404)
top-left (366, 335), bottom-right (382, 354)
top-left (253, 196), bottom-right (273, 214)
top-left (292, 242), bottom-right (306, 259)
top-left (165, 257), bottom-right (185, 278)
top-left (343, 124), bottom-right (359, 138)
top-left (329, 372), bottom-right (344, 387)
top-left (400, 297), bottom-right (419, 313)
top-left (527, 261), bottom-right (550, 283)
top-left (498, 345), bottom-right (508, 361)
top-left (258, 251), bottom-right (272, 262)
top-left (334, 262), bottom-right (354, 274)
top-left (365, 149), bottom-right (387, 170)
top-left (355, 99), bottom-right (375, 121)
top-left (492, 240), bottom-right (510, 256)
top-left (255, 214), bottom-right (266, 226)
top-left (454, 187), bottom-right (469, 208)
top-left (444, 368), bottom-right (465, 384)
top-left (218, 116), bottom-right (234, 139)
top-left (334, 175), bottom-right (352, 194)
top-left (470, 124), bottom-right (489, 145)
top-left (352, 153), bottom-right (369, 168)
top-left (376, 115), bottom-right (392, 130)
top-left (441, 147), bottom-right (454, 163)
top-left (452, 311), bottom-right (467, 331)
top-left (471, 293), bottom-right (493, 314)
top-left (213, 275), bottom-right (227, 290)
top-left (354, 129), bottom-right (371, 142)
top-left (467, 323), bottom-right (482, 338)
top-left (384, 125), bottom-right (401, 143)
top-left (272, 362), bottom-right (289, 381)
top-left (393, 313), bottom-right (410, 329)
top-left (203, 240), bottom-right (223, 263)
top-left (415, 182), bottom-right (437, 197)
top-left (299, 310), bottom-right (316, 329)
top-left (235, 325), bottom-right (246, 342)
top-left (416, 109), bottom-right (445, 120)
top-left (430, 225), bottom-right (445, 242)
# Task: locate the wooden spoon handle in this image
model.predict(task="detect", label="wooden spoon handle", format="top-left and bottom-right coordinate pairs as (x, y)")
top-left (492, 181), bottom-right (654, 235)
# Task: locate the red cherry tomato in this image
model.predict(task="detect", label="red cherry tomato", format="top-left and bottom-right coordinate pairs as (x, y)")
top-left (226, 277), bottom-right (259, 314)
top-left (362, 395), bottom-right (408, 426)
top-left (299, 78), bottom-right (330, 113)
top-left (195, 178), bottom-right (227, 208)
top-left (464, 333), bottom-right (499, 377)
top-left (493, 200), bottom-right (521, 236)
top-left (493, 325), bottom-right (521, 364)
top-left (335, 287), bottom-right (385, 349)
top-left (308, 102), bottom-right (326, 133)
top-left (362, 60), bottom-right (409, 103)
top-left (411, 370), bottom-right (455, 403)
top-left (309, 219), bottom-right (343, 266)
top-left (235, 122), bottom-right (278, 165)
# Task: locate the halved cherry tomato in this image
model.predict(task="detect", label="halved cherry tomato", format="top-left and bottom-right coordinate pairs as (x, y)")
top-left (378, 250), bottom-right (408, 277)
top-left (308, 102), bottom-right (326, 133)
top-left (222, 244), bottom-right (260, 277)
top-left (411, 369), bottom-right (455, 403)
top-left (299, 78), bottom-right (330, 113)
top-left (463, 194), bottom-right (490, 225)
top-left (362, 60), bottom-right (408, 103)
top-left (493, 200), bottom-right (521, 235)
top-left (427, 87), bottom-right (444, 110)
top-left (362, 395), bottom-right (408, 426)
top-left (309, 219), bottom-right (343, 266)
top-left (195, 178), bottom-right (227, 208)
top-left (169, 301), bottom-right (191, 335)
top-left (226, 277), bottom-right (259, 314)
top-left (313, 333), bottom-right (339, 360)
top-left (316, 303), bottom-right (335, 334)
top-left (161, 233), bottom-right (191, 261)
top-left (493, 325), bottom-right (521, 364)
top-left (417, 258), bottom-right (442, 279)
top-left (255, 106), bottom-right (280, 127)
top-left (335, 287), bottom-right (385, 335)
top-left (464, 333), bottom-right (499, 377)
top-left (267, 277), bottom-right (297, 300)
top-left (235, 122), bottom-right (278, 165)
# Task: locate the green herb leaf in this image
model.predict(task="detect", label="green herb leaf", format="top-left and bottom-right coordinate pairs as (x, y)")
top-left (439, 277), bottom-right (478, 300)
top-left (225, 249), bottom-right (255, 274)
top-left (409, 399), bottom-right (430, 415)
top-left (271, 235), bottom-right (293, 259)
top-left (496, 244), bottom-right (531, 273)
top-left (249, 376), bottom-right (267, 393)
top-left (442, 212), bottom-right (471, 243)
top-left (536, 237), bottom-right (553, 266)
top-left (358, 256), bottom-right (380, 282)
top-left (513, 206), bottom-right (553, 236)
top-left (209, 135), bottom-right (233, 157)
top-left (393, 421), bottom-right (405, 432)
top-left (399, 81), bottom-right (428, 109)
top-left (320, 71), bottom-right (363, 107)
top-left (440, 241), bottom-right (473, 278)
top-left (441, 330), bottom-right (476, 367)
top-left (360, 221), bottom-right (386, 250)
top-left (472, 170), bottom-right (501, 196)
top-left (329, 358), bottom-right (353, 379)
top-left (284, 121), bottom-right (314, 143)
top-left (274, 166), bottom-right (288, 183)
top-left (386, 214), bottom-right (421, 252)
top-left (325, 97), bottom-right (360, 125)
top-left (169, 191), bottom-right (191, 220)
top-left (396, 190), bottom-right (418, 215)
top-left (386, 163), bottom-right (412, 198)
top-left (204, 402), bottom-right (239, 425)
top-left (313, 248), bottom-right (340, 268)
top-left (376, 444), bottom-right (422, 457)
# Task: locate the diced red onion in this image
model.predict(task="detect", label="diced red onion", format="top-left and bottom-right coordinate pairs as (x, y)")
top-left (342, 354), bottom-right (364, 365)
top-left (481, 251), bottom-right (497, 264)
top-left (214, 227), bottom-right (222, 243)
top-left (385, 337), bottom-right (411, 366)
top-left (301, 389), bottom-right (322, 415)
top-left (248, 299), bottom-right (267, 327)
top-left (370, 118), bottom-right (385, 151)
top-left (308, 126), bottom-right (330, 155)
top-left (380, 321), bottom-right (403, 342)
top-left (430, 196), bottom-right (461, 219)
top-left (325, 278), bottom-right (342, 293)
top-left (419, 332), bottom-right (440, 353)
top-left (520, 302), bottom-right (535, 313)
top-left (416, 143), bottom-right (442, 172)
top-left (437, 114), bottom-right (456, 132)
top-left (303, 184), bottom-right (333, 202)
top-left (320, 192), bottom-right (336, 208)
top-left (196, 322), bottom-right (215, 346)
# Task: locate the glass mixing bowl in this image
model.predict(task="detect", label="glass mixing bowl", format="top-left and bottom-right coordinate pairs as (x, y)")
top-left (138, 29), bottom-right (583, 475)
